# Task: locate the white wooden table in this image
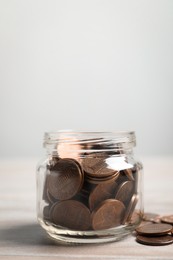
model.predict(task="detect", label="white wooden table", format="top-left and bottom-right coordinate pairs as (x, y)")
top-left (0, 157), bottom-right (173, 260)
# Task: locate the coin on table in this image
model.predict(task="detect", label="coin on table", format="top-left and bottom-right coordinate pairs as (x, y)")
top-left (135, 223), bottom-right (173, 236)
top-left (136, 235), bottom-right (173, 246)
top-left (115, 181), bottom-right (134, 205)
top-left (92, 199), bottom-right (125, 230)
top-left (50, 200), bottom-right (91, 231)
top-left (161, 215), bottom-right (173, 225)
top-left (47, 158), bottom-right (84, 200)
top-left (143, 212), bottom-right (160, 223)
top-left (89, 181), bottom-right (118, 211)
top-left (122, 194), bottom-right (138, 224)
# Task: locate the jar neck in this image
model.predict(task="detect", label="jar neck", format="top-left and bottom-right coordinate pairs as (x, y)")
top-left (43, 131), bottom-right (136, 158)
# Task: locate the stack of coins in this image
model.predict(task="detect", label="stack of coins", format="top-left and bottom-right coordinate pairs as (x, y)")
top-left (42, 154), bottom-right (140, 231)
top-left (135, 213), bottom-right (173, 246)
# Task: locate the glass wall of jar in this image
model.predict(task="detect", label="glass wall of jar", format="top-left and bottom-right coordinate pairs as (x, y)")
top-left (36, 131), bottom-right (143, 244)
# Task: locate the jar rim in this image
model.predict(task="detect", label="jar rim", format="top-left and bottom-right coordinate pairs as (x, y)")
top-left (44, 130), bottom-right (136, 147)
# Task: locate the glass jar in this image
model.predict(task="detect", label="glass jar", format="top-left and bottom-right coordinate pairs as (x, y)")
top-left (36, 131), bottom-right (143, 244)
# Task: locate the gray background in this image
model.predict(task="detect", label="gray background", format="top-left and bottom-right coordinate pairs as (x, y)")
top-left (0, 0), bottom-right (173, 158)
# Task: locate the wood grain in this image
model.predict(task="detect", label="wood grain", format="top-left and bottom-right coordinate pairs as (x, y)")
top-left (0, 157), bottom-right (173, 260)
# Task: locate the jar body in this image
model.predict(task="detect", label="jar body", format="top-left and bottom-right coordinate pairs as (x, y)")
top-left (37, 131), bottom-right (143, 244)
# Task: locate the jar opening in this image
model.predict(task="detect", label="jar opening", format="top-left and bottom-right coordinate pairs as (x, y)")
top-left (43, 131), bottom-right (136, 155)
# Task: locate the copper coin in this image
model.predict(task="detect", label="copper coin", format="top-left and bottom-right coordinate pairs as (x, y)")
top-left (152, 217), bottom-right (161, 224)
top-left (123, 168), bottom-right (134, 181)
top-left (135, 223), bottom-right (173, 236)
top-left (122, 194), bottom-right (138, 224)
top-left (94, 166), bottom-right (118, 178)
top-left (50, 200), bottom-right (91, 231)
top-left (43, 205), bottom-right (51, 221)
top-left (46, 189), bottom-right (57, 204)
top-left (161, 215), bottom-right (173, 225)
top-left (42, 175), bottom-right (49, 202)
top-left (42, 174), bottom-right (58, 204)
top-left (89, 182), bottom-right (118, 211)
top-left (136, 235), bottom-right (173, 246)
top-left (115, 181), bottom-right (134, 205)
top-left (143, 212), bottom-right (160, 222)
top-left (82, 155), bottom-right (116, 177)
top-left (129, 210), bottom-right (142, 225)
top-left (82, 155), bottom-right (105, 174)
top-left (67, 157), bottom-right (84, 173)
top-left (47, 156), bottom-right (60, 170)
top-left (86, 171), bottom-right (120, 184)
top-left (47, 158), bottom-right (84, 200)
top-left (92, 199), bottom-right (125, 230)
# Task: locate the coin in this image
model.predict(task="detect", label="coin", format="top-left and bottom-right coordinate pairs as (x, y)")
top-left (42, 175), bottom-right (49, 202)
top-left (47, 158), bottom-right (84, 200)
top-left (67, 157), bottom-right (84, 174)
top-left (46, 189), bottom-right (57, 204)
top-left (92, 199), bottom-right (125, 230)
top-left (85, 171), bottom-right (120, 184)
top-left (43, 176), bottom-right (59, 204)
top-left (136, 235), bottom-right (173, 246)
top-left (122, 194), bottom-right (138, 224)
top-left (47, 156), bottom-right (60, 170)
top-left (129, 210), bottom-right (142, 225)
top-left (123, 168), bottom-right (134, 181)
top-left (56, 135), bottom-right (82, 160)
top-left (51, 200), bottom-right (91, 231)
top-left (143, 212), bottom-right (160, 222)
top-left (43, 205), bottom-right (51, 221)
top-left (115, 181), bottom-right (134, 205)
top-left (161, 215), bottom-right (173, 225)
top-left (82, 154), bottom-right (105, 175)
top-left (135, 223), bottom-right (173, 236)
top-left (94, 166), bottom-right (118, 178)
top-left (89, 181), bottom-right (118, 211)
top-left (82, 154), bottom-right (117, 177)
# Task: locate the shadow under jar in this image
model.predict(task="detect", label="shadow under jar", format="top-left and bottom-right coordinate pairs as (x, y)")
top-left (37, 131), bottom-right (143, 244)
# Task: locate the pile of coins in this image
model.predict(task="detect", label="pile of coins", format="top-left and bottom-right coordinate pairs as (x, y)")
top-left (135, 213), bottom-right (173, 246)
top-left (42, 154), bottom-right (140, 231)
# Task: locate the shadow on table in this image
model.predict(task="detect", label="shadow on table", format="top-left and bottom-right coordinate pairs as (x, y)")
top-left (0, 223), bottom-right (55, 246)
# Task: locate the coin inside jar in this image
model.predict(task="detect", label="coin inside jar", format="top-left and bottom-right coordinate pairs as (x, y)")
top-left (43, 205), bottom-right (51, 221)
top-left (47, 158), bottom-right (84, 200)
top-left (50, 200), bottom-right (91, 231)
top-left (143, 212), bottom-right (161, 223)
top-left (85, 170), bottom-right (120, 184)
top-left (123, 168), bottom-right (134, 181)
top-left (82, 154), bottom-right (117, 178)
top-left (115, 180), bottom-right (134, 205)
top-left (89, 181), bottom-right (118, 211)
top-left (92, 199), bottom-right (125, 230)
top-left (122, 194), bottom-right (138, 224)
